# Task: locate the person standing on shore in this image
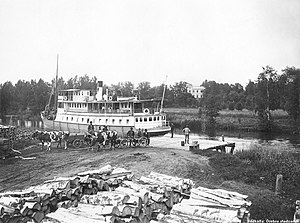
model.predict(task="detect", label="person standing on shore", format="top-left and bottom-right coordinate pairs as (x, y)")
top-left (170, 123), bottom-right (175, 138)
top-left (182, 125), bottom-right (190, 144)
top-left (143, 129), bottom-right (150, 145)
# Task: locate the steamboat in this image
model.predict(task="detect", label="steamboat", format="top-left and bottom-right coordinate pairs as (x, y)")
top-left (41, 81), bottom-right (171, 136)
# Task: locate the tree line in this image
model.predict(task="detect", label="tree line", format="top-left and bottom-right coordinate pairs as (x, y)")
top-left (0, 66), bottom-right (299, 131)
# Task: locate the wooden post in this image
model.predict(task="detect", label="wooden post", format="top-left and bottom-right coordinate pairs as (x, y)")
top-left (275, 174), bottom-right (283, 195)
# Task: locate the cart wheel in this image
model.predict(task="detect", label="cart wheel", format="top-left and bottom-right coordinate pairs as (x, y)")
top-left (73, 139), bottom-right (83, 148)
top-left (114, 139), bottom-right (121, 148)
top-left (139, 137), bottom-right (147, 147)
top-left (121, 139), bottom-right (127, 148)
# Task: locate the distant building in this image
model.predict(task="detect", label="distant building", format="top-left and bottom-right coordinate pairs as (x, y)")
top-left (187, 84), bottom-right (205, 99)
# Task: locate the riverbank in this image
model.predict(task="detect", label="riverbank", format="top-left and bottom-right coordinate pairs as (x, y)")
top-left (1, 135), bottom-right (299, 220)
top-left (165, 108), bottom-right (294, 133)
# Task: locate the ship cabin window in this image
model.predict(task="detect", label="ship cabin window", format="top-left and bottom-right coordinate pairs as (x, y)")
top-left (112, 119), bottom-right (115, 124)
top-left (99, 119), bottom-right (101, 123)
top-left (106, 119), bottom-right (108, 124)
top-left (82, 118), bottom-right (84, 122)
top-left (71, 117), bottom-right (73, 121)
top-left (58, 102), bottom-right (63, 108)
top-left (135, 118), bottom-right (138, 122)
top-left (66, 117), bottom-right (68, 121)
top-left (87, 118), bottom-right (89, 123)
top-left (119, 119), bottom-right (122, 124)
top-left (140, 117), bottom-right (142, 122)
top-left (154, 117), bottom-right (156, 121)
top-left (162, 116), bottom-right (166, 120)
top-left (149, 117), bottom-right (152, 121)
top-left (144, 117), bottom-right (147, 122)
top-left (76, 118), bottom-right (78, 122)
top-left (157, 117), bottom-right (160, 121)
top-left (126, 119), bottom-right (129, 124)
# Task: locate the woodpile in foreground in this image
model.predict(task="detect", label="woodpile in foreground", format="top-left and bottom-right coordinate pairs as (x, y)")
top-left (0, 165), bottom-right (251, 223)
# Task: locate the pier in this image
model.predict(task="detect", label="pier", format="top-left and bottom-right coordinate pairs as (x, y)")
top-left (150, 134), bottom-right (236, 154)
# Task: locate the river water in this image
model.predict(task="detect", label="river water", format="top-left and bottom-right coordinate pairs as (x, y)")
top-left (176, 129), bottom-right (300, 152)
top-left (2, 118), bottom-right (299, 152)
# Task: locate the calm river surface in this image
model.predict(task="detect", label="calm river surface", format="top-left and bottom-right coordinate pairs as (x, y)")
top-left (3, 118), bottom-right (300, 152)
top-left (176, 129), bottom-right (300, 152)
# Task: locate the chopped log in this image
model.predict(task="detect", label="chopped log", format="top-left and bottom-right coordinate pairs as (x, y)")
top-left (149, 192), bottom-right (164, 203)
top-left (78, 175), bottom-right (91, 184)
top-left (158, 213), bottom-right (212, 223)
top-left (80, 192), bottom-right (129, 206)
top-left (20, 206), bottom-right (30, 216)
top-left (171, 203), bottom-right (239, 222)
top-left (101, 205), bottom-right (120, 216)
top-left (32, 211), bottom-right (44, 223)
top-left (115, 186), bottom-right (149, 205)
top-left (180, 198), bottom-right (228, 208)
top-left (148, 172), bottom-right (193, 191)
top-left (49, 197), bottom-right (58, 207)
top-left (124, 195), bottom-right (142, 209)
top-left (41, 205), bottom-right (48, 212)
top-left (23, 188), bottom-right (56, 198)
top-left (23, 202), bottom-right (42, 211)
top-left (0, 196), bottom-right (21, 208)
top-left (190, 188), bottom-right (249, 208)
top-left (32, 181), bottom-right (70, 191)
top-left (77, 164), bottom-right (113, 176)
top-left (196, 186), bottom-right (248, 200)
top-left (72, 199), bottom-right (78, 208)
top-left (46, 206), bottom-right (106, 223)
top-left (0, 203), bottom-right (16, 214)
top-left (102, 167), bottom-right (132, 180)
top-left (42, 199), bottom-right (50, 206)
top-left (44, 206), bottom-right (51, 215)
top-left (57, 201), bottom-right (72, 209)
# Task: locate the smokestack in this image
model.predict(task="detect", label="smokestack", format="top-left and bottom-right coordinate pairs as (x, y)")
top-left (96, 81), bottom-right (103, 101)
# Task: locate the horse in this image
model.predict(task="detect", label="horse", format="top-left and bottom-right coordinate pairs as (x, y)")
top-left (32, 130), bottom-right (70, 151)
top-left (84, 131), bottom-right (108, 151)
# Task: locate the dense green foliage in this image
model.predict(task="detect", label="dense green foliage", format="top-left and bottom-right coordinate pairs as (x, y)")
top-left (0, 66), bottom-right (299, 132)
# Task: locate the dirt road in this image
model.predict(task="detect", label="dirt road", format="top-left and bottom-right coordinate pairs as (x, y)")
top-left (0, 143), bottom-right (213, 193)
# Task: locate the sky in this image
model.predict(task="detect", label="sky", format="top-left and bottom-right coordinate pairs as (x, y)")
top-left (0, 0), bottom-right (299, 87)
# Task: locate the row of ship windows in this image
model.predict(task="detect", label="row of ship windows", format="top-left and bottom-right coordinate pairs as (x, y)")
top-left (61, 116), bottom-right (165, 124)
top-left (66, 103), bottom-right (131, 108)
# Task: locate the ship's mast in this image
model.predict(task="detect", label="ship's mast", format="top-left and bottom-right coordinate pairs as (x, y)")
top-left (160, 75), bottom-right (167, 112)
top-left (54, 54), bottom-right (59, 111)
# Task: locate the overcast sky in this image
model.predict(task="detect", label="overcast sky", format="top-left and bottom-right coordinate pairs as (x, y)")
top-left (0, 0), bottom-right (299, 87)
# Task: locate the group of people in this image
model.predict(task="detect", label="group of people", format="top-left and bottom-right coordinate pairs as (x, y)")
top-left (87, 121), bottom-right (150, 147)
top-left (127, 127), bottom-right (150, 146)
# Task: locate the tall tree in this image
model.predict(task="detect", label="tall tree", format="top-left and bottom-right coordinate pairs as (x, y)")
top-left (255, 66), bottom-right (280, 130)
top-left (282, 67), bottom-right (300, 131)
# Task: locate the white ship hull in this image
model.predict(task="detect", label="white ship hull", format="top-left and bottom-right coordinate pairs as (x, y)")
top-left (41, 114), bottom-right (170, 137)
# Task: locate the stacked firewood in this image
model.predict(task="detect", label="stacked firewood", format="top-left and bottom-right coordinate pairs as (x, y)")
top-left (0, 165), bottom-right (250, 223)
top-left (0, 175), bottom-right (83, 223)
top-left (157, 186), bottom-right (251, 223)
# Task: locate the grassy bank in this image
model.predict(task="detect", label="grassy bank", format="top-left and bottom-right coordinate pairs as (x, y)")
top-left (193, 146), bottom-right (300, 220)
top-left (165, 108), bottom-right (292, 133)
